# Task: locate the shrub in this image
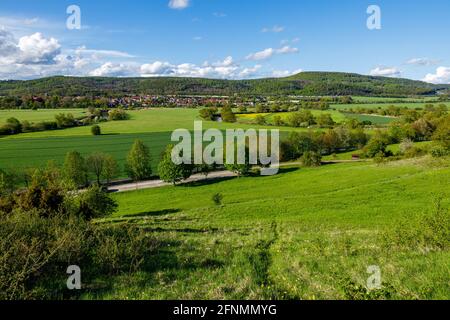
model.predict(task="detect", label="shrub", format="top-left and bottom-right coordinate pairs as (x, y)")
top-left (108, 108), bottom-right (130, 121)
top-left (0, 211), bottom-right (158, 300)
top-left (77, 185), bottom-right (118, 220)
top-left (430, 145), bottom-right (449, 158)
top-left (212, 193), bottom-right (223, 206)
top-left (382, 197), bottom-right (449, 251)
top-left (301, 151), bottom-right (322, 167)
top-left (91, 125), bottom-right (101, 136)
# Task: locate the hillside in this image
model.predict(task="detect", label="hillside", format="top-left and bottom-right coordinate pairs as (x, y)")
top-left (0, 72), bottom-right (448, 97)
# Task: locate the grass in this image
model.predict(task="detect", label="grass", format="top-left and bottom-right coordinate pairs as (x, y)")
top-left (237, 110), bottom-right (348, 124)
top-left (0, 108), bottom-right (87, 125)
top-left (331, 102), bottom-right (450, 111)
top-left (351, 96), bottom-right (441, 103)
top-left (343, 113), bottom-right (396, 125)
top-left (85, 157), bottom-right (450, 300)
top-left (0, 108), bottom-right (301, 175)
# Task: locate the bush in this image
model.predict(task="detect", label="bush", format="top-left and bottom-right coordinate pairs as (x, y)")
top-left (301, 151), bottom-right (322, 167)
top-left (77, 185), bottom-right (118, 220)
top-left (108, 108), bottom-right (130, 121)
top-left (212, 193), bottom-right (223, 206)
top-left (382, 197), bottom-right (449, 251)
top-left (430, 145), bottom-right (449, 158)
top-left (0, 211), bottom-right (159, 300)
top-left (91, 125), bottom-right (101, 136)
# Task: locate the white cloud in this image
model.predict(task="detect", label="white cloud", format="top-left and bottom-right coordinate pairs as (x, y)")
top-left (369, 66), bottom-right (401, 77)
top-left (139, 56), bottom-right (255, 79)
top-left (246, 46), bottom-right (299, 61)
top-left (272, 68), bottom-right (303, 78)
top-left (246, 48), bottom-right (275, 61)
top-left (75, 46), bottom-right (135, 58)
top-left (262, 25), bottom-right (285, 33)
top-left (239, 65), bottom-right (262, 78)
top-left (276, 46), bottom-right (299, 54)
top-left (423, 67), bottom-right (450, 84)
top-left (168, 0), bottom-right (190, 10)
top-left (17, 32), bottom-right (61, 64)
top-left (193, 36), bottom-right (203, 41)
top-left (406, 57), bottom-right (439, 66)
top-left (89, 62), bottom-right (137, 77)
top-left (140, 61), bottom-right (174, 76)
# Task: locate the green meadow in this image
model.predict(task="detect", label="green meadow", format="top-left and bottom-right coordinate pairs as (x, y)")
top-left (0, 108), bottom-right (302, 174)
top-left (331, 102), bottom-right (450, 111)
top-left (85, 157), bottom-right (450, 300)
top-left (0, 109), bottom-right (87, 125)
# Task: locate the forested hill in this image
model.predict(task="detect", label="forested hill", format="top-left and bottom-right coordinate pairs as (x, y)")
top-left (0, 72), bottom-right (448, 97)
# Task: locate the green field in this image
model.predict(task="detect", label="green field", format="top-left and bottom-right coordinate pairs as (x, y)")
top-left (0, 109), bottom-right (298, 174)
top-left (237, 110), bottom-right (348, 124)
top-left (331, 102), bottom-right (450, 111)
top-left (351, 96), bottom-right (440, 103)
top-left (82, 157), bottom-right (450, 299)
top-left (0, 109), bottom-right (87, 125)
top-left (343, 113), bottom-right (396, 125)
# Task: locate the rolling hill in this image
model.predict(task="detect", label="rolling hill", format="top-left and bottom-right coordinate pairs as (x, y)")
top-left (0, 72), bottom-right (448, 97)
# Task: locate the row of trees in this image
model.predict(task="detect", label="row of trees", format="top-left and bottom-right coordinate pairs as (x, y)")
top-left (345, 103), bottom-right (448, 117)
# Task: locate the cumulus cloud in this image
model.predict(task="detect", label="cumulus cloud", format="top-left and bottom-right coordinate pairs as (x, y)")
top-left (246, 46), bottom-right (299, 61)
top-left (369, 66), bottom-right (401, 77)
top-left (89, 62), bottom-right (137, 77)
top-left (17, 32), bottom-right (61, 64)
top-left (406, 57), bottom-right (439, 66)
top-left (0, 30), bottom-right (61, 65)
top-left (140, 61), bottom-right (174, 76)
top-left (140, 57), bottom-right (269, 79)
top-left (168, 0), bottom-right (190, 10)
top-left (272, 68), bottom-right (303, 78)
top-left (423, 67), bottom-right (450, 84)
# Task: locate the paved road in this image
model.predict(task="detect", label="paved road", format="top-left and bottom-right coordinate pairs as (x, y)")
top-left (108, 160), bottom-right (366, 193)
top-left (108, 170), bottom-right (237, 193)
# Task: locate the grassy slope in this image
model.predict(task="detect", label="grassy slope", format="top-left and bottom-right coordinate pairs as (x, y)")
top-left (86, 157), bottom-right (450, 299)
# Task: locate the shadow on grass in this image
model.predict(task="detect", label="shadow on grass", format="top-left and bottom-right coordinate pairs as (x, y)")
top-left (121, 208), bottom-right (181, 218)
top-left (181, 176), bottom-right (235, 187)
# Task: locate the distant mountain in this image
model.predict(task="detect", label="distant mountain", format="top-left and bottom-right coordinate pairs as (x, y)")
top-left (0, 72), bottom-right (448, 97)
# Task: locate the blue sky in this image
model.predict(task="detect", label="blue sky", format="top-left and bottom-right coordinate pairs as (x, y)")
top-left (0, 0), bottom-right (449, 82)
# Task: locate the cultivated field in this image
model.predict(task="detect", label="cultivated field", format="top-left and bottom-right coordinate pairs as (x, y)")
top-left (0, 109), bottom-right (86, 125)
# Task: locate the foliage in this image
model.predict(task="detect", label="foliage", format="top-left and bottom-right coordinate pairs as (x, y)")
top-left (158, 145), bottom-right (192, 185)
top-left (125, 140), bottom-right (153, 181)
top-left (91, 125), bottom-right (101, 136)
top-left (63, 151), bottom-right (88, 188)
top-left (212, 193), bottom-right (223, 206)
top-left (77, 185), bottom-right (118, 219)
top-left (301, 151), bottom-right (322, 167)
